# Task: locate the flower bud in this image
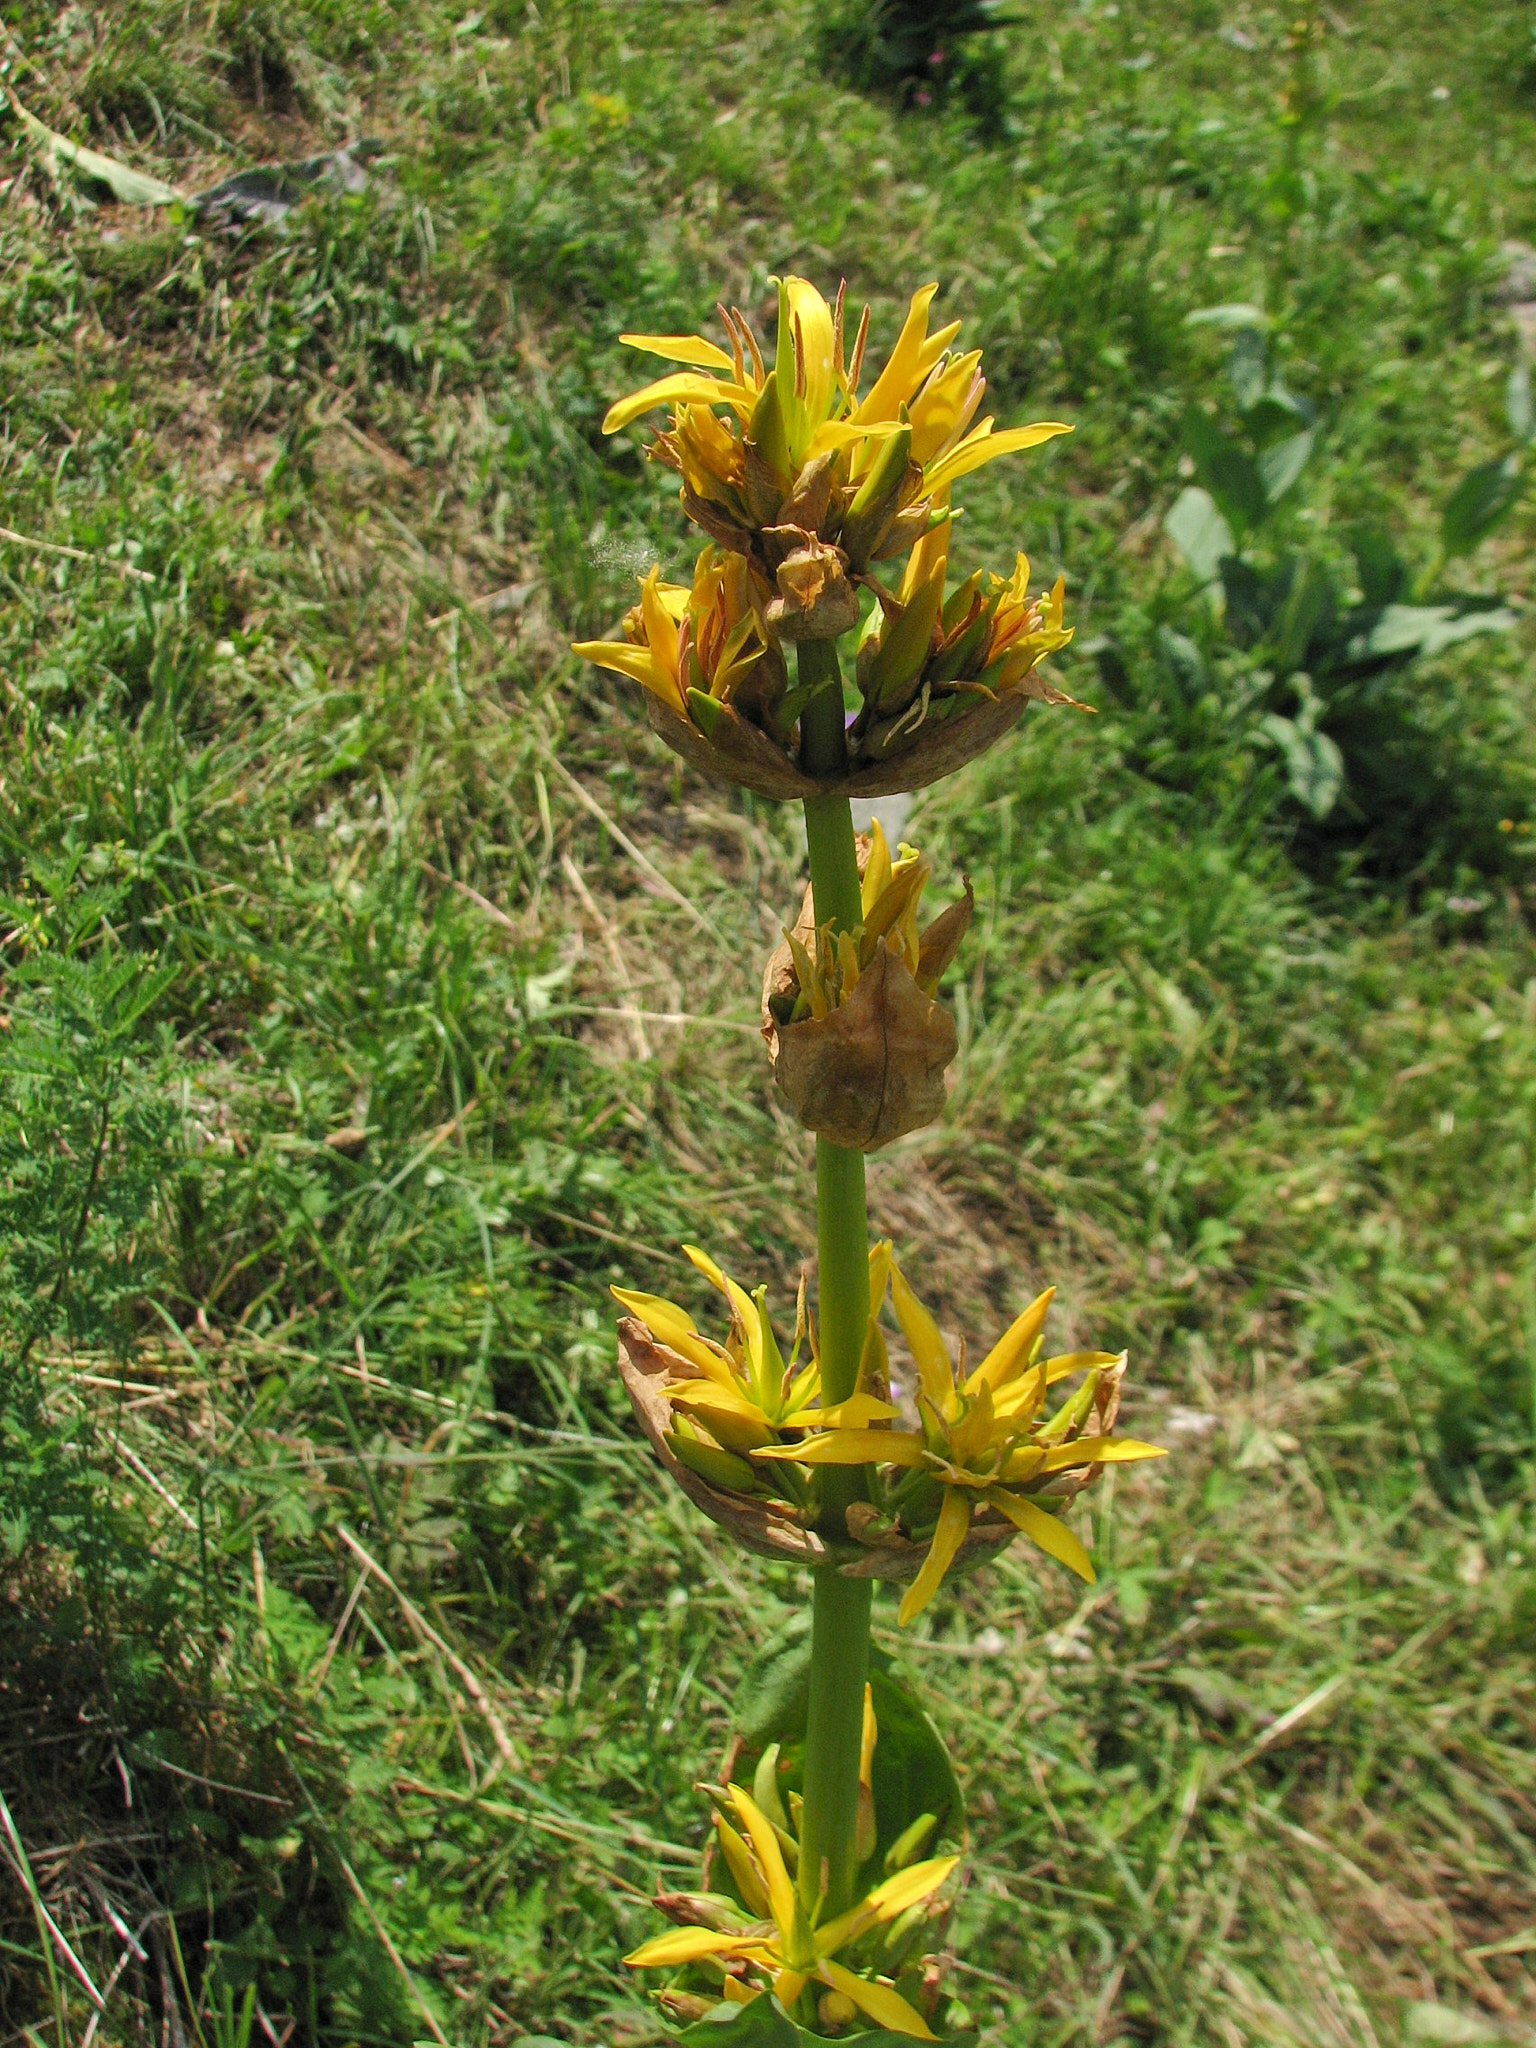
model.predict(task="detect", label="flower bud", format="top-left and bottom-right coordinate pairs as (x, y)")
top-left (766, 536), bottom-right (860, 642)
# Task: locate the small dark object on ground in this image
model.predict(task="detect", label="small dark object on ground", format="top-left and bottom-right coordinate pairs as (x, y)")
top-left (191, 140), bottom-right (383, 226)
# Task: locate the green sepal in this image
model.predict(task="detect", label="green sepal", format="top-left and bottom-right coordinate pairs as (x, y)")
top-left (664, 1427), bottom-right (756, 1492)
top-left (840, 419), bottom-right (913, 571)
top-left (748, 371), bottom-right (794, 491)
top-left (686, 687), bottom-right (724, 738)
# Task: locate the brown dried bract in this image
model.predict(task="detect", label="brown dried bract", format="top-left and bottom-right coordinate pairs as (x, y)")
top-left (643, 674), bottom-right (1033, 801)
top-left (765, 946), bottom-right (956, 1151)
top-left (761, 848), bottom-right (971, 1152)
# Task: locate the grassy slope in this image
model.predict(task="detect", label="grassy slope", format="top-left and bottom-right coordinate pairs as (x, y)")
top-left (2, 1), bottom-right (1535, 2044)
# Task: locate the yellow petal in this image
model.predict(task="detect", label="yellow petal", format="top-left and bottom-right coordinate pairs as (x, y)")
top-left (716, 1813), bottom-right (770, 1920)
top-left (984, 1488), bottom-right (1095, 1581)
top-left (897, 1486), bottom-right (971, 1628)
top-left (602, 371), bottom-right (755, 435)
top-left (773, 1969), bottom-right (811, 2008)
top-left (570, 639), bottom-right (685, 715)
top-left (610, 1285), bottom-right (734, 1384)
top-left (1035, 1436), bottom-right (1167, 1475)
top-left (620, 331), bottom-right (737, 373)
top-left (807, 415), bottom-right (907, 455)
top-left (815, 1854), bottom-right (960, 1956)
top-left (640, 568), bottom-right (680, 685)
top-left (861, 817), bottom-right (893, 919)
top-left (779, 275), bottom-right (837, 435)
top-left (948, 1380), bottom-right (996, 1467)
top-left (1041, 1349), bottom-right (1123, 1382)
top-left (965, 1287), bottom-right (1055, 1398)
top-left (889, 1263), bottom-right (955, 1412)
top-left (683, 1242), bottom-right (729, 1292)
top-left (923, 419), bottom-right (1072, 495)
top-left (730, 1787), bottom-right (798, 1947)
top-left (788, 1393), bottom-right (901, 1430)
top-left (816, 1957), bottom-right (938, 2040)
top-left (868, 1239), bottom-right (893, 1318)
top-left (625, 1925), bottom-right (747, 1968)
top-left (665, 1381), bottom-right (775, 1450)
top-left (754, 1428), bottom-right (926, 1467)
top-left (854, 283), bottom-right (941, 424)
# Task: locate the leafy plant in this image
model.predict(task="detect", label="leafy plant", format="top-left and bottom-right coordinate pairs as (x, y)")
top-left (1154, 316), bottom-right (1530, 875)
top-left (818, 0), bottom-right (1022, 120)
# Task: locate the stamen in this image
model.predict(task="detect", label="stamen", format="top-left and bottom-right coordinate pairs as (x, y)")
top-left (734, 306), bottom-right (765, 386)
top-left (832, 279), bottom-right (847, 388)
top-left (847, 304), bottom-right (870, 401)
top-left (717, 301), bottom-right (745, 389)
top-left (792, 313), bottom-right (808, 400)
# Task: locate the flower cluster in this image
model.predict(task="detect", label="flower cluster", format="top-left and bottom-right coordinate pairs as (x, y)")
top-left (617, 1239), bottom-right (1163, 1627)
top-left (627, 1720), bottom-right (958, 2035)
top-left (768, 820), bottom-right (970, 1029)
top-left (573, 277), bottom-right (1079, 794)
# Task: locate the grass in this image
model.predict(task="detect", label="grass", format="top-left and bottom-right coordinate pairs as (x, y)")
top-left (0, 0), bottom-right (1534, 2044)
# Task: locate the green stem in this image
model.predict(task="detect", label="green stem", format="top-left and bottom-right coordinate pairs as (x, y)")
top-left (794, 637), bottom-right (874, 1919)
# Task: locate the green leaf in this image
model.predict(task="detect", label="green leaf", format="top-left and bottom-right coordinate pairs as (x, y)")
top-left (1352, 603), bottom-right (1518, 662)
top-left (1182, 409), bottom-right (1268, 536)
top-left (7, 93), bottom-right (182, 206)
top-left (677, 2009), bottom-right (978, 2048)
top-left (1269, 556), bottom-right (1335, 676)
top-left (1350, 529), bottom-right (1406, 608)
top-left (1226, 327), bottom-right (1267, 412)
top-left (1164, 486), bottom-right (1234, 587)
top-left (1441, 454), bottom-right (1523, 557)
top-left (864, 1667), bottom-right (963, 1858)
top-left (1257, 429), bottom-right (1314, 505)
top-left (1155, 628), bottom-right (1209, 703)
top-left (679, 2000), bottom-right (802, 2047)
top-left (732, 1625), bottom-right (962, 1862)
top-left (1259, 714), bottom-right (1344, 820)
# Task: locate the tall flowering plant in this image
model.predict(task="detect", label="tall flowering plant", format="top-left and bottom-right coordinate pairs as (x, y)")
top-left (575, 279), bottom-right (1165, 2041)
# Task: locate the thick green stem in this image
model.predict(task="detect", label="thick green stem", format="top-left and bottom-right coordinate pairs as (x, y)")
top-left (794, 637), bottom-right (874, 1919)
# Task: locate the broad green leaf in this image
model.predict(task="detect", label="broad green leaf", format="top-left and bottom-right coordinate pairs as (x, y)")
top-left (1257, 429), bottom-right (1314, 505)
top-left (1260, 715), bottom-right (1344, 820)
top-left (1350, 529), bottom-right (1406, 608)
top-left (8, 94), bottom-right (182, 206)
top-left (1352, 603), bottom-right (1518, 663)
top-left (1441, 454), bottom-right (1523, 557)
top-left (864, 1667), bottom-right (963, 1859)
top-left (679, 1999), bottom-right (802, 2047)
top-left (1243, 388), bottom-right (1312, 448)
top-left (1164, 486), bottom-right (1234, 587)
top-left (1155, 627), bottom-right (1209, 702)
top-left (734, 1627), bottom-right (962, 1863)
top-left (1269, 556), bottom-right (1335, 676)
top-left (1182, 409), bottom-right (1268, 536)
top-left (1227, 327), bottom-right (1267, 412)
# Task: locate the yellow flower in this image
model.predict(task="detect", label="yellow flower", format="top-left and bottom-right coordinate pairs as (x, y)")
top-left (856, 521), bottom-right (1084, 751)
top-left (612, 1242), bottom-right (896, 1491)
top-left (756, 1261), bottom-right (1165, 1626)
top-left (771, 819), bottom-right (971, 1026)
top-left (625, 1783), bottom-right (957, 2039)
top-left (572, 547), bottom-right (787, 729)
top-left (602, 279), bottom-right (1070, 605)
